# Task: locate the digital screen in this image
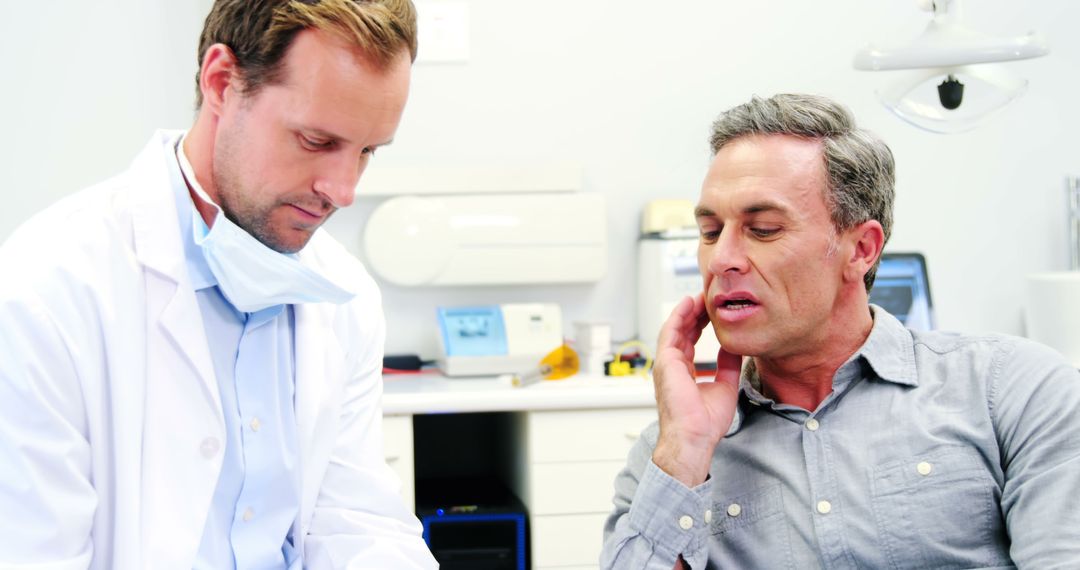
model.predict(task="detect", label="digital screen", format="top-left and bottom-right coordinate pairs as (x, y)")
top-left (870, 253), bottom-right (934, 331)
top-left (438, 306), bottom-right (508, 357)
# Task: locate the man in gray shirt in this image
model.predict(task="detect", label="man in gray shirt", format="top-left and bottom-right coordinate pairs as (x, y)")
top-left (601, 93), bottom-right (1080, 569)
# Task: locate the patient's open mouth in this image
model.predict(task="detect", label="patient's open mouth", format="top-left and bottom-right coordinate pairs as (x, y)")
top-left (714, 293), bottom-right (761, 321)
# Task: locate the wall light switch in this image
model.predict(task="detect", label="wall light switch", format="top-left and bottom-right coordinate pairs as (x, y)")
top-left (416, 2), bottom-right (470, 64)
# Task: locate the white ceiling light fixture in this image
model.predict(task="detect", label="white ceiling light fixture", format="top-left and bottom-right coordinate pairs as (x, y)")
top-left (854, 0), bottom-right (1049, 134)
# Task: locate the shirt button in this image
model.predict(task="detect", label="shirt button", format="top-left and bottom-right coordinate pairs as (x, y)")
top-left (816, 500), bottom-right (832, 514)
top-left (242, 508), bottom-right (255, 522)
top-left (199, 437), bottom-right (220, 459)
top-left (250, 417), bottom-right (262, 432)
top-left (805, 418), bottom-right (820, 431)
top-left (727, 503), bottom-right (742, 517)
top-left (678, 515), bottom-right (693, 530)
top-left (916, 461), bottom-right (933, 476)
top-left (704, 509), bottom-right (713, 523)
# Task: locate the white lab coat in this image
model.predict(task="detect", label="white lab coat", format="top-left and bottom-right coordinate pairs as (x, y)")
top-left (0, 131), bottom-right (437, 570)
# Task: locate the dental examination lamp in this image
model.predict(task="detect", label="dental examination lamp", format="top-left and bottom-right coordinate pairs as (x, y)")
top-left (854, 0), bottom-right (1049, 133)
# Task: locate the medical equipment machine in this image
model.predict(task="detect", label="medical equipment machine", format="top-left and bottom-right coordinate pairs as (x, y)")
top-left (418, 483), bottom-right (528, 570)
top-left (437, 303), bottom-right (563, 376)
top-left (637, 200), bottom-right (720, 365)
top-left (364, 193), bottom-right (606, 286)
top-left (870, 253), bottom-right (935, 330)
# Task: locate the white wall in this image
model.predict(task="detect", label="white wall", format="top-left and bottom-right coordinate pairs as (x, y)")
top-left (4, 1), bottom-right (1078, 360)
top-left (1, 0), bottom-right (212, 236)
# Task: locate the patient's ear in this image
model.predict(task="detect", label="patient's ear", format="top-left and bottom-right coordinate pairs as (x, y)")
top-left (845, 220), bottom-right (885, 285)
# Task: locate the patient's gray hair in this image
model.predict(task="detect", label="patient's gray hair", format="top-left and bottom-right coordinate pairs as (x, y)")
top-left (709, 93), bottom-right (895, 291)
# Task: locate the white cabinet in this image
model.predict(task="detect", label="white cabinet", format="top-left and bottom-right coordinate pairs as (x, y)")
top-left (382, 414), bottom-right (415, 512)
top-left (381, 374), bottom-right (657, 570)
top-left (532, 513), bottom-right (610, 567)
top-left (512, 407), bottom-right (657, 569)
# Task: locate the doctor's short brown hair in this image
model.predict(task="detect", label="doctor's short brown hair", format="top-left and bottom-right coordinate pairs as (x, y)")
top-left (194, 0), bottom-right (417, 108)
top-left (709, 93), bottom-right (895, 291)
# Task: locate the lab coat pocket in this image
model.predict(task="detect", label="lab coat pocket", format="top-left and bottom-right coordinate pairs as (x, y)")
top-left (710, 483), bottom-right (795, 570)
top-left (870, 445), bottom-right (1009, 570)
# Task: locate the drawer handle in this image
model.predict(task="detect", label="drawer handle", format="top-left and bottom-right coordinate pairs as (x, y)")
top-left (624, 431), bottom-right (641, 440)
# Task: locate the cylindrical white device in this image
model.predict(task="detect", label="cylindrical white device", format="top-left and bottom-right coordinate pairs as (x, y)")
top-left (1025, 271), bottom-right (1080, 367)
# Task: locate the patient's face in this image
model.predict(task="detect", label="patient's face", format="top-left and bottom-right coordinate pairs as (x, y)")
top-left (695, 134), bottom-right (847, 359)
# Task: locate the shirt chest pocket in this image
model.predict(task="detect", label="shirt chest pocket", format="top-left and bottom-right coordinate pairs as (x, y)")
top-left (870, 446), bottom-right (1011, 570)
top-left (710, 483), bottom-right (795, 570)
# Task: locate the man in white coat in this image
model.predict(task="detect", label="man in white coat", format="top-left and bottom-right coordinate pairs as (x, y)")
top-left (0, 1), bottom-right (437, 568)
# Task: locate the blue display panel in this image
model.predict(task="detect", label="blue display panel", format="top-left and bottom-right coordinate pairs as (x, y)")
top-left (437, 305), bottom-right (509, 357)
top-left (870, 253), bottom-right (935, 331)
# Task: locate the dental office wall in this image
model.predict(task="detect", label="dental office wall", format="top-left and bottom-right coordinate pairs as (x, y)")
top-left (3, 1), bottom-right (1077, 360)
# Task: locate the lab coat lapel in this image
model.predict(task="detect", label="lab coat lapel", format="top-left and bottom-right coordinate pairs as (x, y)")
top-left (130, 130), bottom-right (218, 400)
top-left (130, 131), bottom-right (224, 566)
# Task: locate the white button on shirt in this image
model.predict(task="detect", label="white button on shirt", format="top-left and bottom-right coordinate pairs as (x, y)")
top-left (805, 418), bottom-right (820, 431)
top-left (917, 461), bottom-right (933, 476)
top-left (200, 438), bottom-right (220, 459)
top-left (242, 508), bottom-right (255, 522)
top-left (817, 500), bottom-right (832, 514)
top-left (678, 515), bottom-right (694, 530)
top-left (727, 503), bottom-right (742, 517)
top-left (704, 509), bottom-right (713, 523)
top-left (250, 417), bottom-right (261, 432)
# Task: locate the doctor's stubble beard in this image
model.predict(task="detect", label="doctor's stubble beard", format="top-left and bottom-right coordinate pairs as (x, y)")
top-left (211, 138), bottom-right (335, 255)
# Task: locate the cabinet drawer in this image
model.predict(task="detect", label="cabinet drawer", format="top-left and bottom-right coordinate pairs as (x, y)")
top-left (531, 513), bottom-right (608, 567)
top-left (528, 408), bottom-right (656, 463)
top-left (382, 414), bottom-right (415, 512)
top-left (528, 460), bottom-right (625, 515)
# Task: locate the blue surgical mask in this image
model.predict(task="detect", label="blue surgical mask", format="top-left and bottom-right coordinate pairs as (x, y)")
top-left (175, 136), bottom-right (356, 313)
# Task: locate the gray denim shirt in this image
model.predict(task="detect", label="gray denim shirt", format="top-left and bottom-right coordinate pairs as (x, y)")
top-left (602, 307), bottom-right (1080, 569)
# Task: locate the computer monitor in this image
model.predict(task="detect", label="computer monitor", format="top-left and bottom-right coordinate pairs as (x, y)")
top-left (870, 252), bottom-right (935, 331)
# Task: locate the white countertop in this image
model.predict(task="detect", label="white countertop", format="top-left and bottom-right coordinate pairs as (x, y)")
top-left (382, 372), bottom-right (656, 415)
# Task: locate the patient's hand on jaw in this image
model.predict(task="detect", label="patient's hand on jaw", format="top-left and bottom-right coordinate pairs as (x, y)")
top-left (650, 294), bottom-right (742, 488)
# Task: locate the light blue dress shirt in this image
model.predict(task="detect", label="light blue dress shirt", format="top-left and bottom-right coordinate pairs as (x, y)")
top-left (168, 143), bottom-right (302, 569)
top-left (602, 307), bottom-right (1080, 569)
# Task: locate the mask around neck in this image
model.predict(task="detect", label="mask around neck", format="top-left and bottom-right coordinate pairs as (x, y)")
top-left (175, 134), bottom-right (356, 313)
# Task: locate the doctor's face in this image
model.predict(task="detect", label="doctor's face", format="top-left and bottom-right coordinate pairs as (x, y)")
top-left (211, 29), bottom-right (411, 253)
top-left (695, 134), bottom-right (848, 359)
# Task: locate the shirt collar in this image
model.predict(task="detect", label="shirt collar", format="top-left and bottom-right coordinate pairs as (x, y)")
top-left (168, 134), bottom-right (288, 320)
top-left (168, 132), bottom-right (217, 292)
top-left (857, 304), bottom-right (919, 388)
top-left (728, 304), bottom-right (918, 434)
